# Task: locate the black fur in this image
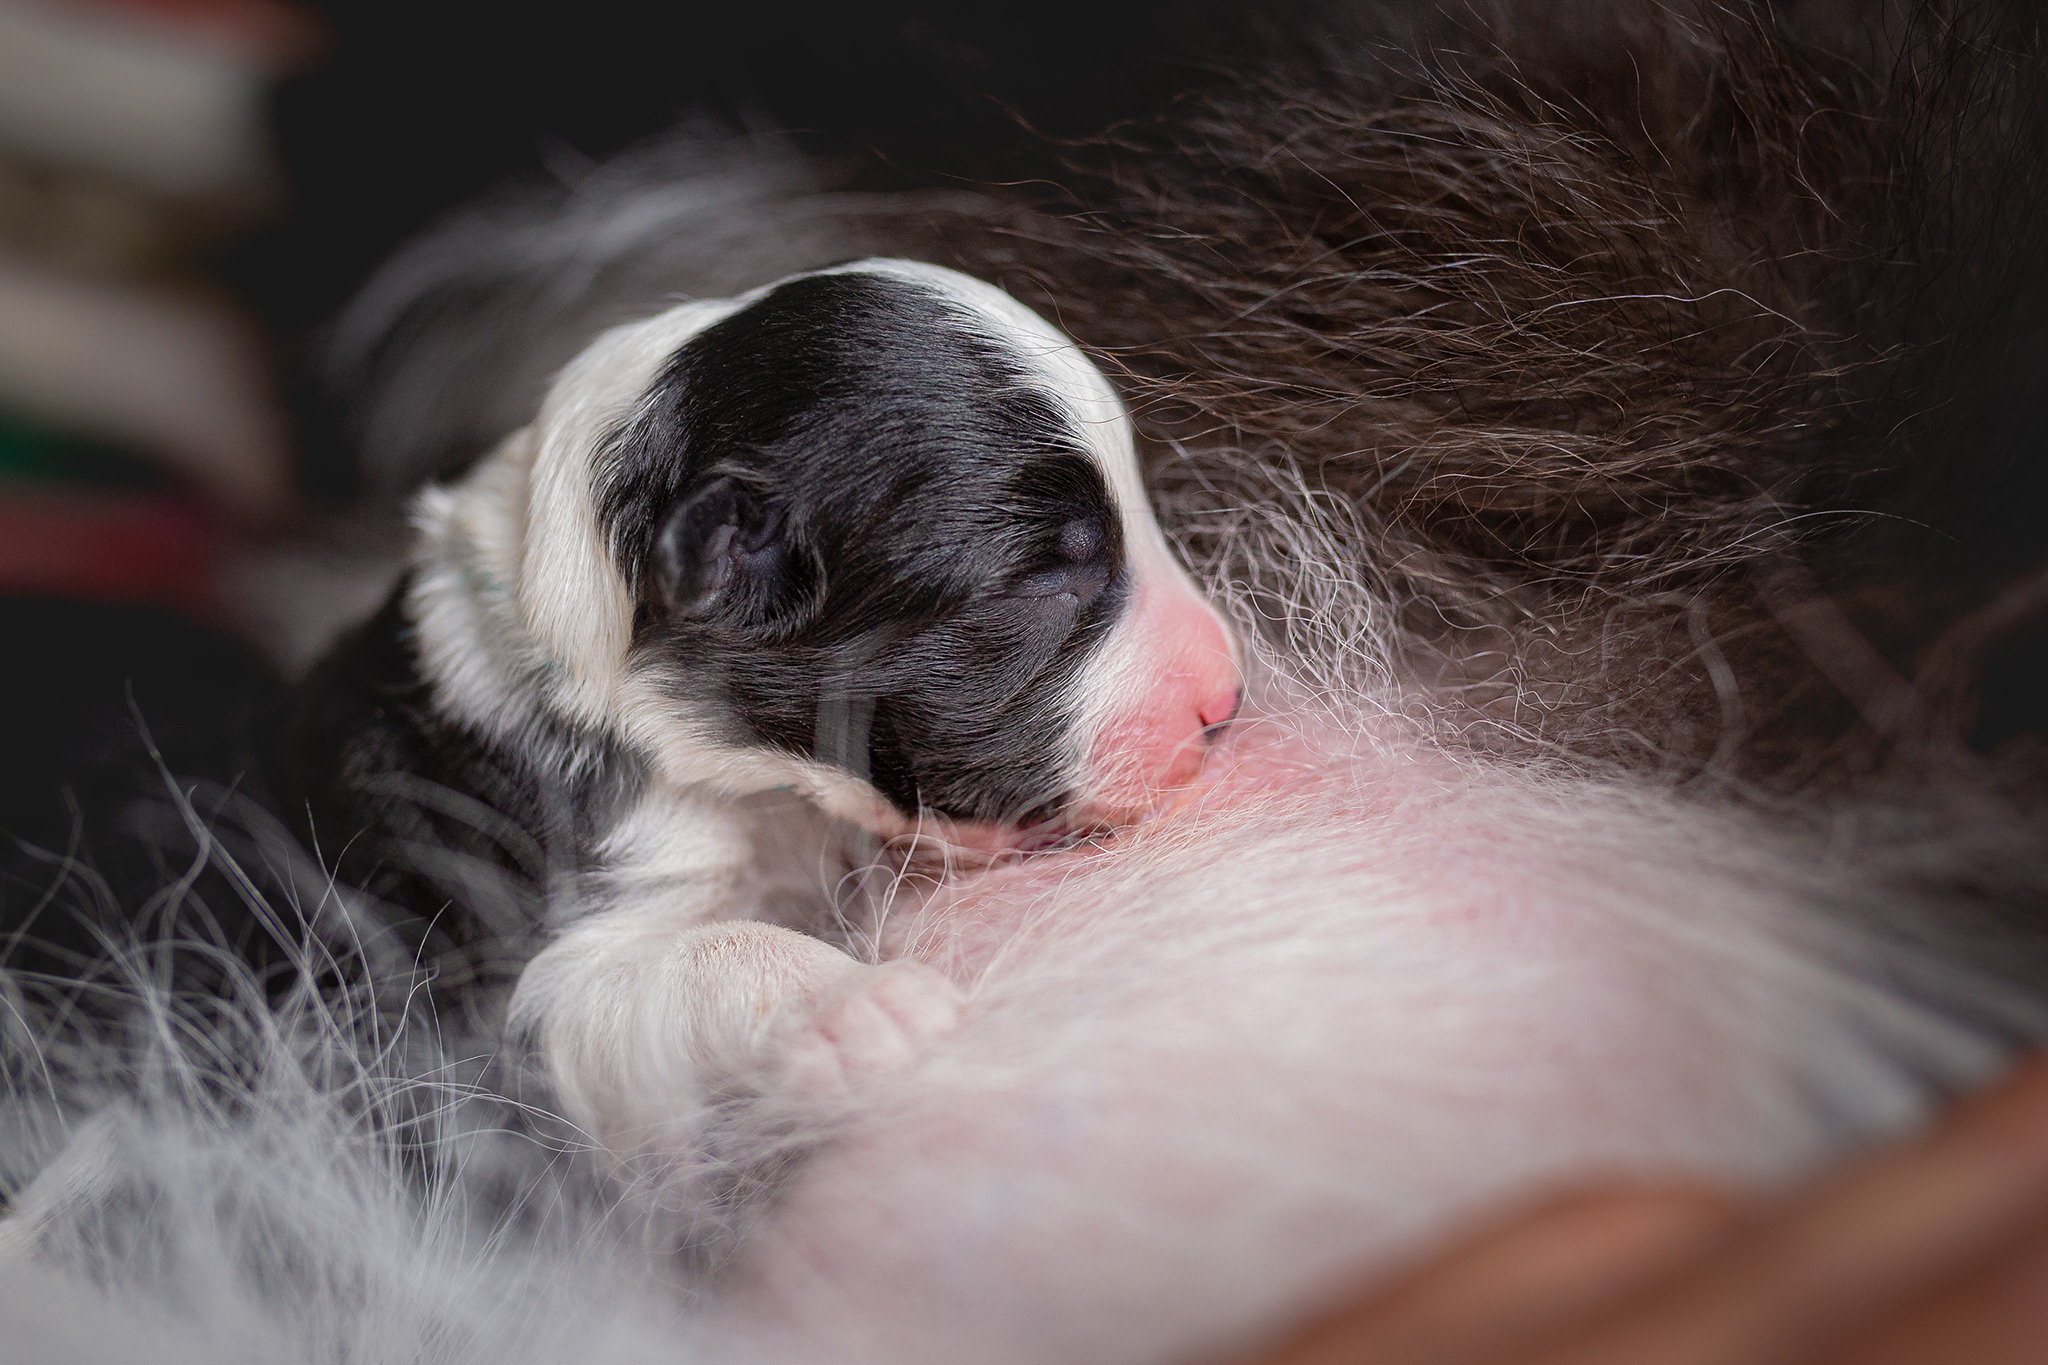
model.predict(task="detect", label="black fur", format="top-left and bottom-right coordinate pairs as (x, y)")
top-left (597, 271), bottom-right (1128, 821)
top-left (282, 590), bottom-right (643, 988)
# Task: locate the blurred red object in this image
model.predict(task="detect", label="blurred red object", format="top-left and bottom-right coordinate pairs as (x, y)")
top-left (0, 488), bottom-right (216, 615)
top-left (65, 0), bottom-right (324, 69)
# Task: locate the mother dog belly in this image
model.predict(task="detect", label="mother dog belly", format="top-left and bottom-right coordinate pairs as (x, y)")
top-left (697, 723), bottom-right (1967, 1365)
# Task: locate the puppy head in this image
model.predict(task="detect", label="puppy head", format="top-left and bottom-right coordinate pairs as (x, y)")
top-left (427, 260), bottom-right (1239, 834)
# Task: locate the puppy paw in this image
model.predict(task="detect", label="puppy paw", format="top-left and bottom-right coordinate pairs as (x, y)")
top-left (776, 960), bottom-right (965, 1099)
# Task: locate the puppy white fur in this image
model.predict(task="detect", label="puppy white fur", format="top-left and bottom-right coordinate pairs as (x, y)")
top-left (401, 259), bottom-right (1241, 1174)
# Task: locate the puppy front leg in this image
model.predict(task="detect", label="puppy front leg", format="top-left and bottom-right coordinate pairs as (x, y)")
top-left (508, 912), bottom-right (964, 1166)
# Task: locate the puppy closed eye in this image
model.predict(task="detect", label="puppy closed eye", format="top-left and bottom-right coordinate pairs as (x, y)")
top-left (1015, 517), bottom-right (1113, 608)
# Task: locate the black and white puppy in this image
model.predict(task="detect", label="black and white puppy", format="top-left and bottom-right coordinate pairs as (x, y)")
top-left (288, 258), bottom-right (1241, 1169)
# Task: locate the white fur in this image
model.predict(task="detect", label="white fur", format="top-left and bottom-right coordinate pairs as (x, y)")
top-left (412, 297), bottom-right (741, 740)
top-left (699, 740), bottom-right (2017, 1364)
top-left (5, 707), bottom-right (2028, 1365)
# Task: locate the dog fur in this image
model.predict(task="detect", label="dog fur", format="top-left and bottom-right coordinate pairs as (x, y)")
top-left (280, 256), bottom-right (1244, 1189)
top-left (6, 3), bottom-right (2048, 1362)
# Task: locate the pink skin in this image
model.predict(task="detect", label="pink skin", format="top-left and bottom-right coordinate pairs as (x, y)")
top-left (886, 717), bottom-right (1331, 977)
top-left (703, 721), bottom-right (1780, 1365)
top-left (888, 567), bottom-right (1243, 860)
top-left (685, 578), bottom-right (1804, 1364)
top-left (1074, 570), bottom-right (1244, 823)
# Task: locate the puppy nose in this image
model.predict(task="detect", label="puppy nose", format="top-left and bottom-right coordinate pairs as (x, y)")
top-left (1161, 609), bottom-right (1241, 773)
top-left (1180, 602), bottom-right (1240, 727)
top-left (1198, 686), bottom-right (1242, 736)
top-left (1079, 572), bottom-right (1244, 816)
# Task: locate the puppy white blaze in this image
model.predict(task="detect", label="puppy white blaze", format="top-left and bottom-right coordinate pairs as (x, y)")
top-left (517, 297), bottom-right (743, 727)
top-left (836, 260), bottom-right (1245, 817)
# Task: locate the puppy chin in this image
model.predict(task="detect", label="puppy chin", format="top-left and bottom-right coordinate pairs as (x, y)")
top-left (874, 796), bottom-right (1157, 870)
top-left (796, 781), bottom-right (1056, 868)
top-left (893, 818), bottom-right (1058, 864)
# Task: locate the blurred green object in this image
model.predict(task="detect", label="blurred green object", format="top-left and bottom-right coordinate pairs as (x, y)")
top-left (0, 407), bottom-right (159, 490)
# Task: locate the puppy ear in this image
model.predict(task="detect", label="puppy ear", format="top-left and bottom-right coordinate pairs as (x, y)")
top-left (651, 476), bottom-right (796, 623)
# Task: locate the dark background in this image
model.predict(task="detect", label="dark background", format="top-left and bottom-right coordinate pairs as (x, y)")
top-left (229, 1), bottom-right (1262, 349)
top-left (1, 0), bottom-right (1269, 908)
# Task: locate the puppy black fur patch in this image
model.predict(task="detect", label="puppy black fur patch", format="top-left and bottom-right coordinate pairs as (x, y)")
top-left (596, 271), bottom-right (1128, 821)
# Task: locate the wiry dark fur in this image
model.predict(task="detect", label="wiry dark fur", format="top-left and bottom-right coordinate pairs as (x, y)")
top-left (328, 2), bottom-right (2048, 776)
top-left (964, 1), bottom-right (2048, 778)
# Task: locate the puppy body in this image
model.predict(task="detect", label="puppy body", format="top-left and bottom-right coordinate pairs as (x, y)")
top-left (290, 257), bottom-right (1240, 1177)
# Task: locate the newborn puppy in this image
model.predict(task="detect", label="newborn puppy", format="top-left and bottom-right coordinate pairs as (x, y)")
top-left (287, 259), bottom-right (1241, 1169)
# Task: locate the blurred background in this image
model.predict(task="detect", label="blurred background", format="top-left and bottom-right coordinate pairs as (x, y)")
top-left (0, 0), bottom-right (1252, 852)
